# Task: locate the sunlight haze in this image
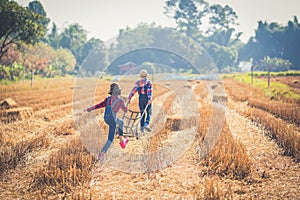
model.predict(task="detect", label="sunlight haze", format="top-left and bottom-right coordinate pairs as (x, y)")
top-left (16, 0), bottom-right (300, 43)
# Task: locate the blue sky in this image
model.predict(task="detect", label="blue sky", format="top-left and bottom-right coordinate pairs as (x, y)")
top-left (17, 0), bottom-right (300, 43)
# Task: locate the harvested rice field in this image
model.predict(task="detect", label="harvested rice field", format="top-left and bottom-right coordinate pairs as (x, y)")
top-left (0, 76), bottom-right (299, 199)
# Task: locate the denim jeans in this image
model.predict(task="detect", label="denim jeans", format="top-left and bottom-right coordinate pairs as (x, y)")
top-left (139, 94), bottom-right (152, 130)
top-left (101, 117), bottom-right (124, 153)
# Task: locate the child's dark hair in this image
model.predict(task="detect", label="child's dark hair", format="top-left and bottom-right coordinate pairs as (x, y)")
top-left (109, 83), bottom-right (121, 95)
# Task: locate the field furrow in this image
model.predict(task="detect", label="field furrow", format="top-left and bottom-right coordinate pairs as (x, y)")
top-left (1, 77), bottom-right (299, 199)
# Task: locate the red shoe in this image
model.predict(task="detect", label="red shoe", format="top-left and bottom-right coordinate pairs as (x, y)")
top-left (119, 137), bottom-right (129, 149)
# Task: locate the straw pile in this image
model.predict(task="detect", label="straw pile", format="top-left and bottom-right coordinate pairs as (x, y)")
top-left (7, 107), bottom-right (33, 122)
top-left (0, 98), bottom-right (17, 110)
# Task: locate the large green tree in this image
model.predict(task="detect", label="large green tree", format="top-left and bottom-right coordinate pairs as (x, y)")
top-left (59, 23), bottom-right (88, 70)
top-left (46, 22), bottom-right (60, 49)
top-left (59, 23), bottom-right (107, 75)
top-left (164, 0), bottom-right (208, 39)
top-left (28, 0), bottom-right (50, 28)
top-left (19, 42), bottom-right (54, 76)
top-left (204, 4), bottom-right (241, 72)
top-left (206, 3), bottom-right (241, 46)
top-left (164, 0), bottom-right (241, 73)
top-left (208, 4), bottom-right (238, 33)
top-left (108, 23), bottom-right (207, 74)
top-left (257, 56), bottom-right (292, 72)
top-left (203, 41), bottom-right (238, 73)
top-left (0, 0), bottom-right (47, 61)
top-left (239, 17), bottom-right (300, 70)
top-left (50, 48), bottom-right (76, 76)
top-left (281, 17), bottom-right (300, 70)
top-left (80, 38), bottom-right (107, 75)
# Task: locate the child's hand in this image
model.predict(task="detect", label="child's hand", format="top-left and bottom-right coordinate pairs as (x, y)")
top-left (84, 108), bottom-right (91, 112)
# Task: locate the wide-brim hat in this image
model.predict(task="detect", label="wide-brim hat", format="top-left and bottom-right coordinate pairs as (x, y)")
top-left (139, 69), bottom-right (148, 78)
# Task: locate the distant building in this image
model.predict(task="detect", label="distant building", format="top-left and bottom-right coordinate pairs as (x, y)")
top-left (118, 62), bottom-right (137, 73)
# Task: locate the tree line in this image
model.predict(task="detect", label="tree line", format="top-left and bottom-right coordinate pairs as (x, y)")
top-left (0, 0), bottom-right (299, 80)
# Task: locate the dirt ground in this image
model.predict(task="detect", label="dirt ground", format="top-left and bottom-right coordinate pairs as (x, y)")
top-left (85, 87), bottom-right (300, 199)
top-left (79, 80), bottom-right (300, 199)
top-left (258, 76), bottom-right (300, 91)
top-left (0, 78), bottom-right (299, 199)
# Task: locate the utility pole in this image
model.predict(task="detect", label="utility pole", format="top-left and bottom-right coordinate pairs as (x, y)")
top-left (266, 56), bottom-right (271, 88)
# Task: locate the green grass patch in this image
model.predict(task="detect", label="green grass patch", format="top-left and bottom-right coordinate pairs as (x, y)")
top-left (232, 73), bottom-right (300, 100)
top-left (247, 70), bottom-right (300, 77)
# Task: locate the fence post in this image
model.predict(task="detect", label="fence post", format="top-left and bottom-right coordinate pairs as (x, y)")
top-left (251, 65), bottom-right (254, 85)
top-left (31, 69), bottom-right (34, 88)
top-left (268, 64), bottom-right (270, 88)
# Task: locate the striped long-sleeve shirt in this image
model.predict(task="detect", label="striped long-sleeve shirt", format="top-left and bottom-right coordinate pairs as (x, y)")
top-left (86, 95), bottom-right (128, 113)
top-left (128, 78), bottom-right (152, 101)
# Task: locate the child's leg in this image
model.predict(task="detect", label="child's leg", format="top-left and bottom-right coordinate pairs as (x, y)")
top-left (139, 94), bottom-right (148, 129)
top-left (145, 104), bottom-right (152, 126)
top-left (101, 122), bottom-right (116, 153)
top-left (116, 118), bottom-right (128, 149)
top-left (139, 102), bottom-right (146, 130)
top-left (116, 118), bottom-right (124, 142)
top-left (101, 140), bottom-right (112, 154)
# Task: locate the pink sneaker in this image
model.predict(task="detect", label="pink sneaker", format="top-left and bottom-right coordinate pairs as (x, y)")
top-left (98, 152), bottom-right (105, 162)
top-left (119, 137), bottom-right (129, 149)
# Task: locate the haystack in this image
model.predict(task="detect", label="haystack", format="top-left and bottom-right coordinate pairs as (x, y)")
top-left (212, 95), bottom-right (227, 104)
top-left (211, 84), bottom-right (217, 89)
top-left (7, 107), bottom-right (33, 122)
top-left (0, 98), bottom-right (17, 110)
top-left (167, 115), bottom-right (198, 131)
